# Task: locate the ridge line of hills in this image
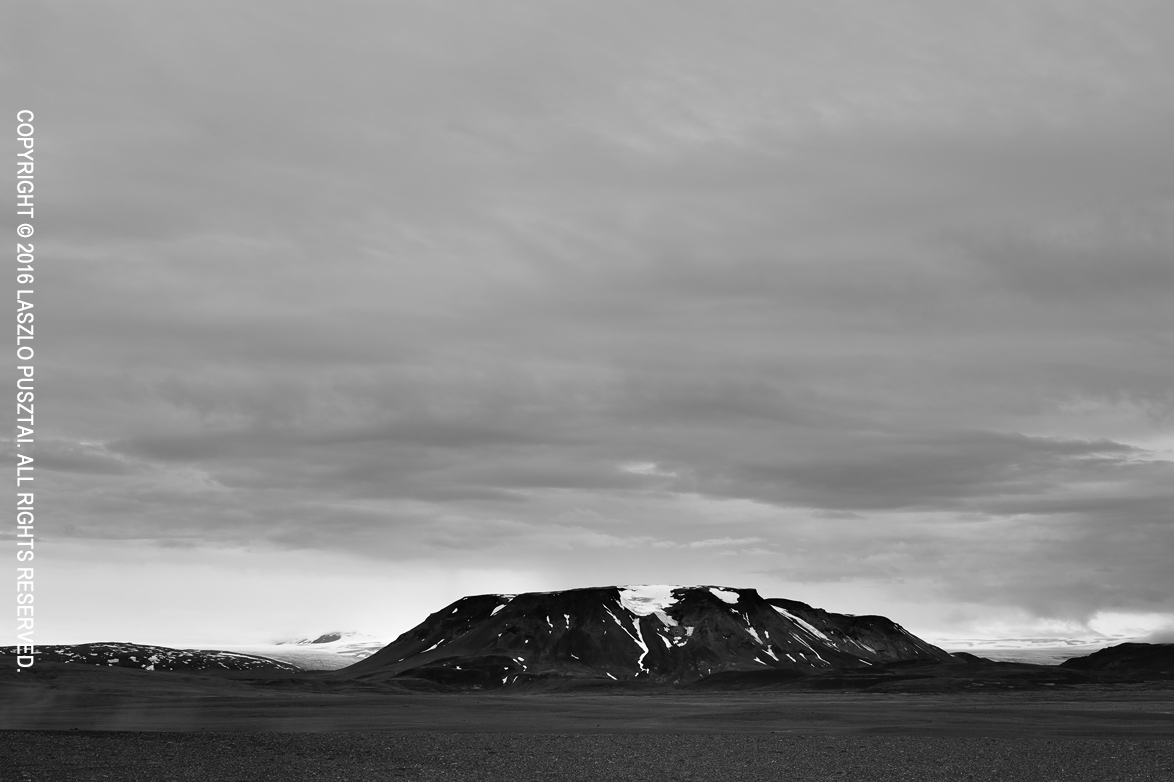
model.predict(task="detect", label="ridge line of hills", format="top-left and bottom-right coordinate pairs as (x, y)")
top-left (5, 584), bottom-right (1171, 690)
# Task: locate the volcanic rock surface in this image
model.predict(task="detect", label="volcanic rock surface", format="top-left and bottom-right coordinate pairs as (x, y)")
top-left (0, 642), bottom-right (302, 672)
top-left (338, 585), bottom-right (953, 687)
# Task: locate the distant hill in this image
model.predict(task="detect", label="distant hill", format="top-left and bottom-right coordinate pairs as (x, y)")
top-left (0, 642), bottom-right (302, 672)
top-left (225, 631), bottom-right (391, 670)
top-left (1060, 643), bottom-right (1174, 677)
top-left (276, 630), bottom-right (383, 646)
top-left (336, 584), bottom-right (953, 688)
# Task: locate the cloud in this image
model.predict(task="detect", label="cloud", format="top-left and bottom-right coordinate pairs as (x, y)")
top-left (1142, 629), bottom-right (1174, 644)
top-left (12, 0), bottom-right (1174, 643)
top-left (16, 439), bottom-right (136, 476)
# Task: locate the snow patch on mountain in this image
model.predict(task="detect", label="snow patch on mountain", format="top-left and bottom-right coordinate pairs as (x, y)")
top-left (619, 585), bottom-right (683, 629)
top-left (772, 606), bottom-right (831, 641)
top-left (619, 585), bottom-right (679, 615)
top-left (708, 587), bottom-right (740, 604)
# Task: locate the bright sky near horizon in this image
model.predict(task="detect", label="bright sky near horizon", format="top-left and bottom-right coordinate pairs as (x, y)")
top-left (7, 0), bottom-right (1174, 647)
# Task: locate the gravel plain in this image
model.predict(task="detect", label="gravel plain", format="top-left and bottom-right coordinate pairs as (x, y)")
top-left (3, 664), bottom-right (1172, 780)
top-left (4, 730), bottom-right (1174, 782)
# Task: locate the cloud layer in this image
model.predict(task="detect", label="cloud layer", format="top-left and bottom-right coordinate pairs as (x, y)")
top-left (10, 0), bottom-right (1174, 644)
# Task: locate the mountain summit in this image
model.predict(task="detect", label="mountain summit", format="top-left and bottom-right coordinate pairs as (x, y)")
top-left (338, 585), bottom-right (952, 687)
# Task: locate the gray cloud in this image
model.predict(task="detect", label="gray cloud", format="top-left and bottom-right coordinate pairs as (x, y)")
top-left (15, 0), bottom-right (1174, 643)
top-left (17, 439), bottom-right (136, 476)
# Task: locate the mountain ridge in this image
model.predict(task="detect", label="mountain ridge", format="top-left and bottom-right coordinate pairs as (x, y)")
top-left (1060, 642), bottom-right (1174, 676)
top-left (0, 641), bottom-right (302, 672)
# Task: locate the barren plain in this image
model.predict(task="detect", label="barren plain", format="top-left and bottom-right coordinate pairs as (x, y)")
top-left (2, 663), bottom-right (1173, 780)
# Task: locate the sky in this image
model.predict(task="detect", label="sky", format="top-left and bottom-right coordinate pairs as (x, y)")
top-left (8, 0), bottom-right (1174, 648)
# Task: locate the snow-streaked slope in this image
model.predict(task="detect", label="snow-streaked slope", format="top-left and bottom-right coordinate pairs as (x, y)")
top-left (337, 585), bottom-right (953, 687)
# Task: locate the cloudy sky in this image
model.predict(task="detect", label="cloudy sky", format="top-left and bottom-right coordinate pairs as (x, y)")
top-left (11, 0), bottom-right (1174, 647)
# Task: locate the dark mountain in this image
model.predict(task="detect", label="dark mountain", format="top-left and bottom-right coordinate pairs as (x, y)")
top-left (1, 642), bottom-right (302, 672)
top-left (1060, 643), bottom-right (1174, 677)
top-left (337, 585), bottom-right (953, 688)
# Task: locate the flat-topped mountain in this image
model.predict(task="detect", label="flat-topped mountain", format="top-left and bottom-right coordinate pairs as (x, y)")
top-left (337, 585), bottom-right (952, 687)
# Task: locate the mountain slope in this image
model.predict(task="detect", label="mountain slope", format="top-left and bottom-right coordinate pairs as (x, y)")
top-left (1060, 642), bottom-right (1174, 677)
top-left (338, 585), bottom-right (951, 687)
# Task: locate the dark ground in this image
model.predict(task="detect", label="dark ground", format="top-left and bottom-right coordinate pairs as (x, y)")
top-left (2, 663), bottom-right (1172, 780)
top-left (4, 732), bottom-right (1174, 782)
